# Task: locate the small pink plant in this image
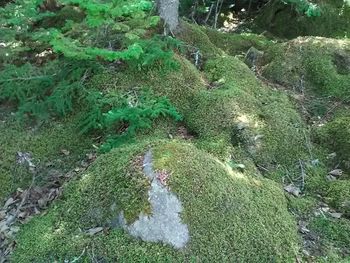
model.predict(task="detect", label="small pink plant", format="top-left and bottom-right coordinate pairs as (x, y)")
top-left (156, 169), bottom-right (171, 186)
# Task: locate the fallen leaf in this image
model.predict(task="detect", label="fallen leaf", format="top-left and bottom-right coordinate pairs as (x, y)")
top-left (298, 220), bottom-right (310, 234)
top-left (329, 169), bottom-right (343, 177)
top-left (327, 152), bottom-right (337, 159)
top-left (86, 227), bottom-right (104, 236)
top-left (61, 149), bottom-right (70, 156)
top-left (326, 175), bottom-right (337, 181)
top-left (329, 212), bottom-right (342, 219)
top-left (37, 198), bottom-right (48, 209)
top-left (284, 184), bottom-right (301, 197)
top-left (321, 207), bottom-right (330, 213)
top-left (0, 211), bottom-right (6, 221)
top-left (3, 198), bottom-right (15, 210)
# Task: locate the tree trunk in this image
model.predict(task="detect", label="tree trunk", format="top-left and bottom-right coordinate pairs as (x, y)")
top-left (157, 0), bottom-right (180, 34)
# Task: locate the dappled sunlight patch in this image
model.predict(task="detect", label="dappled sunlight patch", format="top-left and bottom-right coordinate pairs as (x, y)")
top-left (215, 158), bottom-right (247, 180)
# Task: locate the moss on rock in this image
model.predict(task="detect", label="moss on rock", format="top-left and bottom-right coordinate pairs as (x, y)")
top-left (12, 140), bottom-right (300, 262)
top-left (326, 180), bottom-right (350, 216)
top-left (316, 113), bottom-right (350, 171)
top-left (187, 54), bottom-right (311, 178)
top-left (177, 21), bottom-right (223, 58)
top-left (255, 0), bottom-right (350, 39)
top-left (262, 37), bottom-right (350, 101)
top-left (205, 28), bottom-right (274, 56)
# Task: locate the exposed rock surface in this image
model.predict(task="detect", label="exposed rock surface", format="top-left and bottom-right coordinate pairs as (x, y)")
top-left (120, 150), bottom-right (189, 249)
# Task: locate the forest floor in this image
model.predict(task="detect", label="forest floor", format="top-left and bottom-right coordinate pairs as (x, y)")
top-left (1, 17), bottom-right (350, 262)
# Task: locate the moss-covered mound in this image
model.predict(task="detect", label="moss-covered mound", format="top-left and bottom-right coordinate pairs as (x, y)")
top-left (88, 23), bottom-right (314, 180)
top-left (262, 37), bottom-right (350, 101)
top-left (255, 0), bottom-right (350, 39)
top-left (316, 113), bottom-right (350, 170)
top-left (0, 113), bottom-right (93, 203)
top-left (12, 140), bottom-right (299, 262)
top-left (205, 28), bottom-right (275, 56)
top-left (185, 54), bottom-right (311, 180)
top-left (326, 180), bottom-right (350, 216)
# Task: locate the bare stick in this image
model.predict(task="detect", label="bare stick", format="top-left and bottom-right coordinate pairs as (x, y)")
top-left (299, 159), bottom-right (305, 191)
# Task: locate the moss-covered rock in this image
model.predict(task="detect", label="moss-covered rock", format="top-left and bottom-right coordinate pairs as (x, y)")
top-left (262, 37), bottom-right (350, 101)
top-left (205, 28), bottom-right (275, 56)
top-left (12, 140), bottom-right (300, 262)
top-left (326, 180), bottom-right (350, 216)
top-left (89, 28), bottom-right (314, 180)
top-left (309, 216), bottom-right (350, 255)
top-left (177, 21), bottom-right (224, 58)
top-left (316, 113), bottom-right (350, 171)
top-left (187, 54), bottom-right (311, 178)
top-left (255, 0), bottom-right (350, 39)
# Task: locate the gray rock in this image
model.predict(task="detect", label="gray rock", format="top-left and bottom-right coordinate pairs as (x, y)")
top-left (120, 150), bottom-right (189, 249)
top-left (245, 47), bottom-right (264, 68)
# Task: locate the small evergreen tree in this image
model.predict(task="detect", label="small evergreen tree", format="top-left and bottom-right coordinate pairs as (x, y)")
top-left (0, 0), bottom-right (183, 151)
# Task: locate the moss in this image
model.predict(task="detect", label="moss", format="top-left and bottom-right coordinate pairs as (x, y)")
top-left (88, 54), bottom-right (206, 117)
top-left (0, 113), bottom-right (93, 203)
top-left (262, 37), bottom-right (350, 101)
top-left (177, 21), bottom-right (223, 58)
top-left (205, 28), bottom-right (275, 56)
top-left (12, 140), bottom-right (300, 262)
top-left (305, 165), bottom-right (331, 195)
top-left (287, 196), bottom-right (318, 216)
top-left (255, 0), bottom-right (350, 39)
top-left (187, 55), bottom-right (311, 175)
top-left (38, 6), bottom-right (85, 28)
top-left (316, 113), bottom-right (350, 170)
top-left (309, 216), bottom-right (350, 252)
top-left (326, 180), bottom-right (350, 216)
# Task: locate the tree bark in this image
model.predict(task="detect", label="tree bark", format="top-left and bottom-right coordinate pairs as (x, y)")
top-left (157, 0), bottom-right (180, 34)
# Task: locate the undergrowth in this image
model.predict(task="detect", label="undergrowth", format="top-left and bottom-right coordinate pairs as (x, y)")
top-left (0, 0), bottom-right (183, 152)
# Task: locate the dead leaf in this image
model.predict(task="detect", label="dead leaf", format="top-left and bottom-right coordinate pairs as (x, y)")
top-left (329, 212), bottom-right (342, 219)
top-left (3, 198), bottom-right (16, 210)
top-left (0, 211), bottom-right (6, 221)
top-left (298, 220), bottom-right (310, 234)
top-left (326, 175), bottom-right (337, 181)
top-left (17, 212), bottom-right (27, 219)
top-left (329, 169), bottom-right (343, 177)
top-left (86, 227), bottom-right (104, 236)
top-left (321, 207), bottom-right (330, 213)
top-left (37, 198), bottom-right (48, 209)
top-left (61, 149), bottom-right (70, 156)
top-left (327, 152), bottom-right (337, 159)
top-left (284, 184), bottom-right (301, 197)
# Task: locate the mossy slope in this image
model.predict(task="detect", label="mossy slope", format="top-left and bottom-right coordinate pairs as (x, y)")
top-left (316, 112), bottom-right (350, 171)
top-left (255, 0), bottom-right (350, 39)
top-left (0, 113), bottom-right (93, 203)
top-left (12, 140), bottom-right (299, 262)
top-left (262, 37), bottom-right (350, 101)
